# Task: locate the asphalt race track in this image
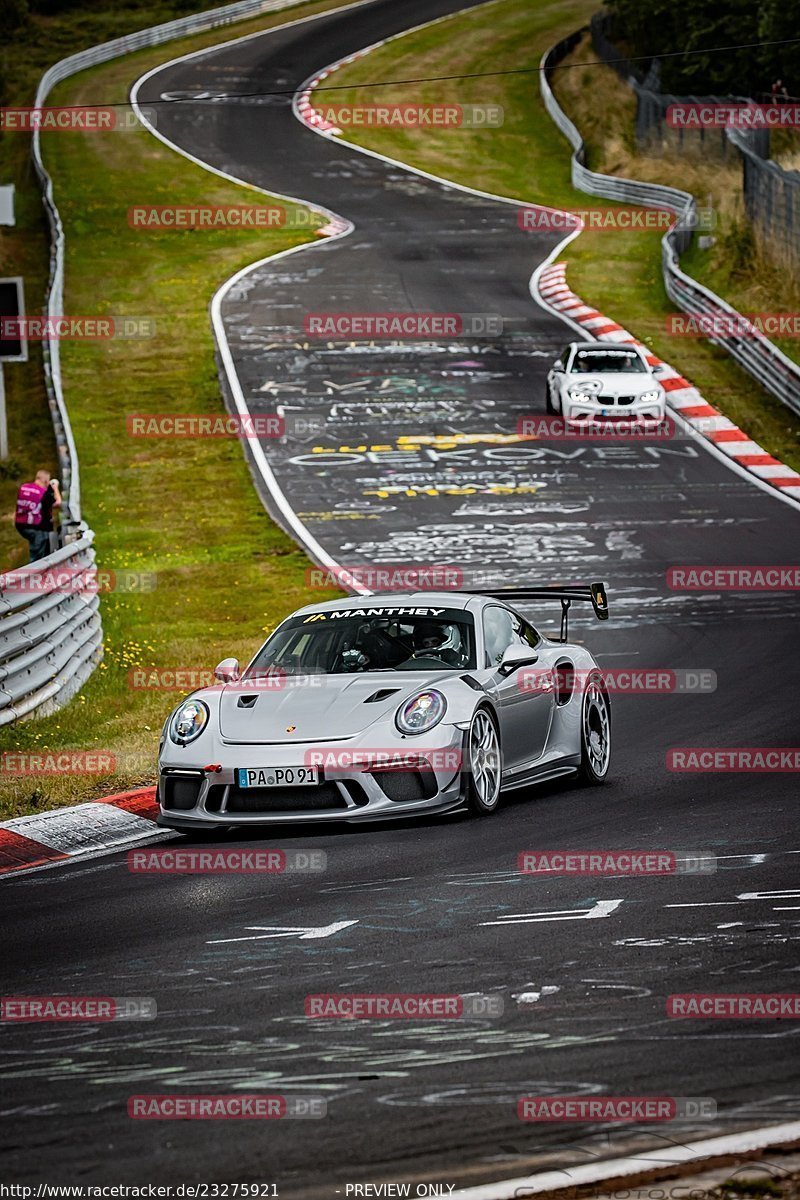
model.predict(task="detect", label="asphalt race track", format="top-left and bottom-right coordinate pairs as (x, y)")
top-left (3, 0), bottom-right (800, 1192)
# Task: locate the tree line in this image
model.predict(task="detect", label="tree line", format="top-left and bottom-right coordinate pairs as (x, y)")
top-left (603, 0), bottom-right (799, 96)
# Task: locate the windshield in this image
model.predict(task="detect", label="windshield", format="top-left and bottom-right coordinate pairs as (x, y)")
top-left (246, 609), bottom-right (477, 675)
top-left (571, 350), bottom-right (648, 374)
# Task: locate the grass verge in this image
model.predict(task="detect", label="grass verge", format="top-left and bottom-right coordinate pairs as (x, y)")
top-left (0, 0), bottom-right (309, 572)
top-left (0, 0), bottom-right (354, 819)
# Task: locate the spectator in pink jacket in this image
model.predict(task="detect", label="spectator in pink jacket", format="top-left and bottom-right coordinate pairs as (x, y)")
top-left (15, 470), bottom-right (61, 562)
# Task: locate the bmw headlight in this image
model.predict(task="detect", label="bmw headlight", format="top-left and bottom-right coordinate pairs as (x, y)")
top-left (639, 390), bottom-right (662, 403)
top-left (568, 382), bottom-right (602, 402)
top-left (396, 690), bottom-right (447, 735)
top-left (169, 698), bottom-right (209, 744)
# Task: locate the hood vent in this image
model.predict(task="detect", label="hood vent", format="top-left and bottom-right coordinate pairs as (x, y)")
top-left (237, 695), bottom-right (258, 709)
top-left (364, 688), bottom-right (400, 703)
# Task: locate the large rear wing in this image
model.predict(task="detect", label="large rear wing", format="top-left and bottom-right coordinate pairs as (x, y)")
top-left (464, 582), bottom-right (608, 643)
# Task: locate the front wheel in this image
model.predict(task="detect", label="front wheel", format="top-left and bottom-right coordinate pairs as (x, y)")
top-left (576, 677), bottom-right (611, 785)
top-left (546, 381), bottom-right (556, 413)
top-left (465, 708), bottom-right (502, 815)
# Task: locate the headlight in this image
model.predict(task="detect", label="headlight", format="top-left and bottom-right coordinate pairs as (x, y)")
top-left (396, 690), bottom-right (447, 735)
top-left (638, 390), bottom-right (662, 403)
top-left (169, 699), bottom-right (209, 744)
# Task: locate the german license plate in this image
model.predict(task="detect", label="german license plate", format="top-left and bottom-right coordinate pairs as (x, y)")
top-left (236, 766), bottom-right (319, 788)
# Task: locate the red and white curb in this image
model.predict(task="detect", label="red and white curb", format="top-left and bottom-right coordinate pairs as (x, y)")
top-left (295, 53), bottom-right (370, 237)
top-left (537, 261), bottom-right (800, 502)
top-left (295, 45), bottom-right (372, 138)
top-left (0, 787), bottom-right (168, 878)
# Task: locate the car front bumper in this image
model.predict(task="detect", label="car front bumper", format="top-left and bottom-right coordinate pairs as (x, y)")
top-left (157, 726), bottom-right (466, 826)
top-left (564, 395), bottom-right (666, 423)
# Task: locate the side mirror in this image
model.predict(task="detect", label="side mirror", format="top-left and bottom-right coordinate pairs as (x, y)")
top-left (651, 363), bottom-right (666, 375)
top-left (552, 361), bottom-right (565, 373)
top-left (498, 644), bottom-right (539, 676)
top-left (214, 657), bottom-right (240, 683)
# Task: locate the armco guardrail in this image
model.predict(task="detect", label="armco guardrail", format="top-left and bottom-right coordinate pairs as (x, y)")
top-left (0, 532), bottom-right (102, 725)
top-left (540, 34), bottom-right (800, 419)
top-left (20, 0), bottom-right (309, 722)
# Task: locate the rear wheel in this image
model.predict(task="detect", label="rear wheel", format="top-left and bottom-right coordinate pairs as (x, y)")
top-left (576, 677), bottom-right (611, 785)
top-left (465, 708), bottom-right (502, 815)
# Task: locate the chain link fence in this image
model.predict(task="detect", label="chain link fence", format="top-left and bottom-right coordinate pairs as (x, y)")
top-left (728, 127), bottom-right (800, 274)
top-left (589, 13), bottom-right (800, 270)
top-left (540, 32), bottom-right (800, 418)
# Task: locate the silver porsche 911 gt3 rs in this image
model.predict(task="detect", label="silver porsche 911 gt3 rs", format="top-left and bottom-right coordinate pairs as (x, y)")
top-left (157, 584), bottom-right (611, 829)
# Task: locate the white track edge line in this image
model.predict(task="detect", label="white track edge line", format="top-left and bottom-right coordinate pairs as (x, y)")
top-left (130, 0), bottom-right (383, 596)
top-left (449, 1120), bottom-right (800, 1200)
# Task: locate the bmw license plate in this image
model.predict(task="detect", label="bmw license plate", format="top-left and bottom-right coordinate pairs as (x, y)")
top-left (237, 767), bottom-right (319, 788)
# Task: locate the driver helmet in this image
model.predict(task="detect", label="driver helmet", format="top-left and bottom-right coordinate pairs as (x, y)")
top-left (413, 621), bottom-right (461, 657)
